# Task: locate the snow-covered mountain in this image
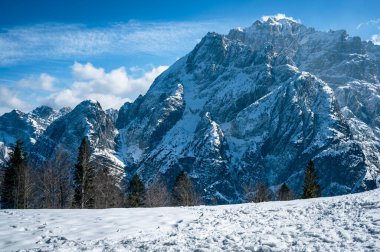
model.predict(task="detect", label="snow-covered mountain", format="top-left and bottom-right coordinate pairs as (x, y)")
top-left (116, 16), bottom-right (380, 202)
top-left (0, 106), bottom-right (70, 164)
top-left (228, 17), bottom-right (380, 186)
top-left (0, 101), bottom-right (124, 179)
top-left (31, 100), bottom-right (124, 179)
top-left (0, 16), bottom-right (379, 202)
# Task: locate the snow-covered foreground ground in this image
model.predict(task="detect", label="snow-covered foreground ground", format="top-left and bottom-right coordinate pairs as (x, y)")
top-left (1, 189), bottom-right (379, 251)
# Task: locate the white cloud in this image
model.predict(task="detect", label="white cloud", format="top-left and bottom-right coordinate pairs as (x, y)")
top-left (261, 14), bottom-right (300, 23)
top-left (356, 18), bottom-right (380, 44)
top-left (40, 74), bottom-right (56, 91)
top-left (45, 62), bottom-right (169, 110)
top-left (0, 21), bottom-right (233, 66)
top-left (72, 62), bottom-right (105, 80)
top-left (49, 89), bottom-right (81, 109)
top-left (371, 34), bottom-right (380, 45)
top-left (0, 86), bottom-right (32, 115)
top-left (0, 63), bottom-right (169, 115)
top-left (19, 73), bottom-right (56, 91)
top-left (356, 18), bottom-right (380, 30)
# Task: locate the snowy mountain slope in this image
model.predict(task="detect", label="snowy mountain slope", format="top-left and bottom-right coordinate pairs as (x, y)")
top-left (228, 17), bottom-right (380, 187)
top-left (1, 188), bottom-right (379, 251)
top-left (230, 71), bottom-right (366, 196)
top-left (0, 106), bottom-right (70, 164)
top-left (31, 100), bottom-right (124, 179)
top-left (116, 17), bottom-right (379, 202)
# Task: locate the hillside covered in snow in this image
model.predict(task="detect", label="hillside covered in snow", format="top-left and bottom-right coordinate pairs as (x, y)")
top-left (0, 188), bottom-right (379, 251)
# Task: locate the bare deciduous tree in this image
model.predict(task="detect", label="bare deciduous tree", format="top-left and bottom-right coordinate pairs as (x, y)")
top-left (242, 180), bottom-right (256, 203)
top-left (243, 180), bottom-right (272, 203)
top-left (93, 167), bottom-right (125, 208)
top-left (172, 171), bottom-right (197, 206)
top-left (34, 149), bottom-right (73, 208)
top-left (253, 182), bottom-right (272, 203)
top-left (144, 179), bottom-right (171, 207)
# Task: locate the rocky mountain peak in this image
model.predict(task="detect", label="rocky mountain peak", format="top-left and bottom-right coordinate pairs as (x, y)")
top-left (75, 99), bottom-right (102, 112)
top-left (59, 107), bottom-right (72, 115)
top-left (114, 18), bottom-right (380, 202)
top-left (31, 105), bottom-right (54, 118)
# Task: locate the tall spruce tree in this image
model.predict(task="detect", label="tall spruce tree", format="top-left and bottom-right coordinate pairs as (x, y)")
top-left (302, 160), bottom-right (321, 199)
top-left (72, 138), bottom-right (95, 208)
top-left (127, 174), bottom-right (145, 207)
top-left (172, 171), bottom-right (196, 206)
top-left (0, 140), bottom-right (29, 209)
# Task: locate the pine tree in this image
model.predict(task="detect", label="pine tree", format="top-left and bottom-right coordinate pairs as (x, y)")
top-left (127, 174), bottom-right (145, 207)
top-left (302, 160), bottom-right (321, 199)
top-left (72, 138), bottom-right (95, 208)
top-left (0, 140), bottom-right (30, 209)
top-left (277, 183), bottom-right (293, 201)
top-left (172, 171), bottom-right (196, 206)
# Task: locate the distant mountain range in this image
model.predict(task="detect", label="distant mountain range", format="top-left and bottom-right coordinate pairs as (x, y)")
top-left (1, 16), bottom-right (379, 203)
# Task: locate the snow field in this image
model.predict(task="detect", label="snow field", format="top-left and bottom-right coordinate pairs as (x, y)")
top-left (0, 189), bottom-right (379, 251)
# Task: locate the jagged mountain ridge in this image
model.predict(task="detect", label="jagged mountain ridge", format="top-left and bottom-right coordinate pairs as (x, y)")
top-left (116, 16), bottom-right (379, 202)
top-left (0, 101), bottom-right (124, 180)
top-left (227, 17), bottom-right (380, 186)
top-left (31, 100), bottom-right (124, 179)
top-left (0, 16), bottom-right (379, 202)
top-left (0, 106), bottom-right (71, 164)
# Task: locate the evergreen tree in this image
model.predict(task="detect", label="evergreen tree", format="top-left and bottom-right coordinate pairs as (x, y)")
top-left (1, 140), bottom-right (30, 209)
top-left (277, 183), bottom-right (293, 201)
top-left (127, 174), bottom-right (145, 207)
top-left (72, 138), bottom-right (95, 208)
top-left (172, 171), bottom-right (196, 206)
top-left (302, 160), bottom-right (321, 199)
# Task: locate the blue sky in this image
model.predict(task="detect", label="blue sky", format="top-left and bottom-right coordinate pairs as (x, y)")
top-left (0, 0), bottom-right (379, 114)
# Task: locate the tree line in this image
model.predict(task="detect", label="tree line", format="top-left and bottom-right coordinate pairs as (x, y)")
top-left (0, 138), bottom-right (201, 208)
top-left (243, 160), bottom-right (321, 203)
top-left (0, 138), bottom-right (321, 209)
